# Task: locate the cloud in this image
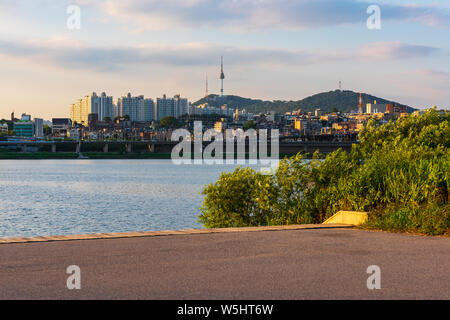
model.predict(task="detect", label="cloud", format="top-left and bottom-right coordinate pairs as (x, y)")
top-left (382, 3), bottom-right (450, 26)
top-left (360, 42), bottom-right (438, 60)
top-left (412, 69), bottom-right (450, 80)
top-left (0, 39), bottom-right (320, 71)
top-left (0, 38), bottom-right (440, 72)
top-left (425, 69), bottom-right (450, 78)
top-left (1, 0), bottom-right (448, 32)
top-left (83, 0), bottom-right (450, 31)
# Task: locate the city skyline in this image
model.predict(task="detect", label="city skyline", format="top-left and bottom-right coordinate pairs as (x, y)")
top-left (1, 0), bottom-right (449, 120)
top-left (68, 92), bottom-right (190, 125)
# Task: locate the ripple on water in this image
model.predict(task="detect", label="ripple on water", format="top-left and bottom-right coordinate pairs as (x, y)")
top-left (0, 160), bottom-right (256, 238)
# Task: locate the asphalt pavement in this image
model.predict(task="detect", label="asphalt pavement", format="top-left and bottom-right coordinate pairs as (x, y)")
top-left (0, 228), bottom-right (448, 299)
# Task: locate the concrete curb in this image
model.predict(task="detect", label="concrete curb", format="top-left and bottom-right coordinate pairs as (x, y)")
top-left (0, 224), bottom-right (353, 244)
top-left (323, 211), bottom-right (368, 226)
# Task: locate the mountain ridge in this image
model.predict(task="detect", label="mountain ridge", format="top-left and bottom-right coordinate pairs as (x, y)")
top-left (193, 90), bottom-right (416, 114)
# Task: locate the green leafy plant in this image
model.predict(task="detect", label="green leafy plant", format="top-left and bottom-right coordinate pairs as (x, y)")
top-left (199, 109), bottom-right (449, 236)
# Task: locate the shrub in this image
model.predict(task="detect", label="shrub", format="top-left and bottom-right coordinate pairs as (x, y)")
top-left (199, 109), bottom-right (449, 235)
top-left (199, 167), bottom-right (274, 228)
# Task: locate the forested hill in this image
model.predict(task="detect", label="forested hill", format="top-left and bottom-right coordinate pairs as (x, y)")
top-left (193, 90), bottom-right (415, 114)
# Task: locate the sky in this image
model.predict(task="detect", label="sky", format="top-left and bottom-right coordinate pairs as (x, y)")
top-left (0, 0), bottom-right (449, 120)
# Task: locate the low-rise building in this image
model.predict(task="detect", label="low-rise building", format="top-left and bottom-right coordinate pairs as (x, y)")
top-left (315, 109), bottom-right (323, 117)
top-left (0, 123), bottom-right (8, 134)
top-left (52, 118), bottom-right (72, 137)
top-left (294, 118), bottom-right (310, 133)
top-left (13, 121), bottom-right (34, 137)
top-left (67, 128), bottom-right (81, 140)
top-left (214, 121), bottom-right (227, 133)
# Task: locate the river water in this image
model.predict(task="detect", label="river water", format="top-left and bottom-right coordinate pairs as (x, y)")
top-left (0, 160), bottom-right (253, 238)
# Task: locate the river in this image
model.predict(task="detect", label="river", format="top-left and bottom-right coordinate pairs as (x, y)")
top-left (0, 160), bottom-right (254, 238)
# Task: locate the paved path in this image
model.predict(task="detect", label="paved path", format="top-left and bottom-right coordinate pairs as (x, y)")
top-left (0, 228), bottom-right (448, 299)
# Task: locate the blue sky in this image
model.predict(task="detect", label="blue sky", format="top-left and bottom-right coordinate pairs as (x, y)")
top-left (0, 0), bottom-right (449, 119)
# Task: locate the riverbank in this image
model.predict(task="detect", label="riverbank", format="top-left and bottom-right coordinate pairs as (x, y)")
top-left (0, 151), bottom-right (80, 159)
top-left (0, 151), bottom-right (172, 159)
top-left (0, 151), bottom-right (305, 160)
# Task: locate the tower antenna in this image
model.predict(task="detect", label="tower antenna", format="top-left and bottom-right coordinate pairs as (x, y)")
top-left (219, 56), bottom-right (225, 97)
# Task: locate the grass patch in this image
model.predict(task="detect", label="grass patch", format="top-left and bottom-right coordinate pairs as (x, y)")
top-left (83, 152), bottom-right (173, 159)
top-left (0, 152), bottom-right (78, 159)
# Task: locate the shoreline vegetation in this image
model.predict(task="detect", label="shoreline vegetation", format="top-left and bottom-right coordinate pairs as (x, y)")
top-left (199, 109), bottom-right (449, 236)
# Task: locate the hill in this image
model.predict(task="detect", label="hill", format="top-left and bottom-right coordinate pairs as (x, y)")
top-left (193, 90), bottom-right (415, 114)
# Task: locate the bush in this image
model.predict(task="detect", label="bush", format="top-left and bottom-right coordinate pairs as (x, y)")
top-left (199, 109), bottom-right (449, 235)
top-left (199, 167), bottom-right (274, 228)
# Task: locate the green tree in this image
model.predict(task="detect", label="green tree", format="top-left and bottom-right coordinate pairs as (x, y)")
top-left (43, 125), bottom-right (52, 136)
top-left (199, 167), bottom-right (274, 228)
top-left (244, 120), bottom-right (255, 130)
top-left (159, 116), bottom-right (181, 128)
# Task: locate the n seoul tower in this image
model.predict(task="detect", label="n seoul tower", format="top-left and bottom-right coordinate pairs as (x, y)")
top-left (219, 56), bottom-right (225, 97)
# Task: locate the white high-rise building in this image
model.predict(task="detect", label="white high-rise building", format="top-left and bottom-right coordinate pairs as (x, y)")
top-left (144, 98), bottom-right (155, 122)
top-left (70, 92), bottom-right (113, 125)
top-left (155, 95), bottom-right (174, 121)
top-left (99, 92), bottom-right (113, 121)
top-left (174, 94), bottom-right (189, 118)
top-left (34, 118), bottom-right (44, 138)
top-left (117, 93), bottom-right (150, 122)
top-left (113, 103), bottom-right (119, 119)
top-left (155, 94), bottom-right (189, 120)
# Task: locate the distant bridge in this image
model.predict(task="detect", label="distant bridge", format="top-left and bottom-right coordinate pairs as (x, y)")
top-left (0, 140), bottom-right (356, 155)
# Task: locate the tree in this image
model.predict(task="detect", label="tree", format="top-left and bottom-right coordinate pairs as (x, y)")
top-left (159, 116), bottom-right (181, 128)
top-left (43, 125), bottom-right (52, 136)
top-left (103, 117), bottom-right (112, 123)
top-left (244, 120), bottom-right (255, 130)
top-left (199, 167), bottom-right (274, 228)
